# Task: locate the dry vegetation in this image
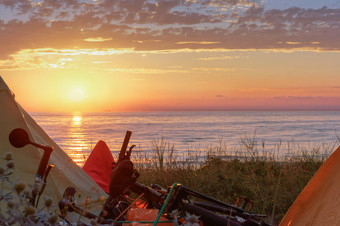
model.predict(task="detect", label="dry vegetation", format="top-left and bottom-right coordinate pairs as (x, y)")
top-left (133, 136), bottom-right (336, 225)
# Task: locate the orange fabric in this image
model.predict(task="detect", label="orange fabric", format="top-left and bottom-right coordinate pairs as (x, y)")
top-left (280, 146), bottom-right (340, 226)
top-left (83, 140), bottom-right (115, 194)
top-left (125, 208), bottom-right (173, 226)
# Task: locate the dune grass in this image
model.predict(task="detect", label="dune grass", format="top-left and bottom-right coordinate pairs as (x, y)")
top-left (132, 136), bottom-right (336, 225)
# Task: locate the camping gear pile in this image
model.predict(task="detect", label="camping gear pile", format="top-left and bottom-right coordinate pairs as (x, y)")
top-left (8, 126), bottom-right (271, 225)
top-left (60, 130), bottom-right (271, 225)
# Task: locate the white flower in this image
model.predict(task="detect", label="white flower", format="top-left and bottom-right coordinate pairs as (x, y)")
top-left (184, 212), bottom-right (200, 226)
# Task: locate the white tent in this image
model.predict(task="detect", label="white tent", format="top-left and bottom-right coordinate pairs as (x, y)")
top-left (280, 145), bottom-right (340, 225)
top-left (0, 76), bottom-right (106, 217)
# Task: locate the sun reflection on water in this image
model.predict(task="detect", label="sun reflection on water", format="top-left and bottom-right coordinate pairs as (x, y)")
top-left (72, 115), bottom-right (82, 126)
top-left (66, 114), bottom-right (89, 166)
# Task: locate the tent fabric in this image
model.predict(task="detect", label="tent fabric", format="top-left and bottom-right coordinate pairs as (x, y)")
top-left (83, 140), bottom-right (115, 194)
top-left (280, 145), bottom-right (340, 226)
top-left (0, 76), bottom-right (107, 217)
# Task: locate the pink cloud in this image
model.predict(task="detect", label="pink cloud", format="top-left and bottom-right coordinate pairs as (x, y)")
top-left (0, 0), bottom-right (339, 60)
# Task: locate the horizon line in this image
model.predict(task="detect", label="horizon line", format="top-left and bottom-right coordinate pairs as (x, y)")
top-left (27, 109), bottom-right (340, 114)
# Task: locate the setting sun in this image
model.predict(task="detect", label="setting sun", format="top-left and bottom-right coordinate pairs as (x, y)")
top-left (67, 86), bottom-right (87, 102)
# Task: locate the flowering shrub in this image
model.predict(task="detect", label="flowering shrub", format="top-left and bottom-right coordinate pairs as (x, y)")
top-left (0, 152), bottom-right (59, 225)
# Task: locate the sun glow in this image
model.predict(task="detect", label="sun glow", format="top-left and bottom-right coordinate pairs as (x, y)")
top-left (67, 85), bottom-right (87, 102)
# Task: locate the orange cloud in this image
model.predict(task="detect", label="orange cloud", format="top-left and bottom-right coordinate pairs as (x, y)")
top-left (83, 37), bottom-right (113, 42)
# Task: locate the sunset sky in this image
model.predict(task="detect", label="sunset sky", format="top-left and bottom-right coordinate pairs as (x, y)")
top-left (1, 0), bottom-right (340, 112)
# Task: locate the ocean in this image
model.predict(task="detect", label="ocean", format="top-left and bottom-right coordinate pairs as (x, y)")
top-left (30, 111), bottom-right (340, 165)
